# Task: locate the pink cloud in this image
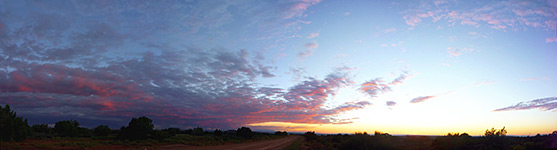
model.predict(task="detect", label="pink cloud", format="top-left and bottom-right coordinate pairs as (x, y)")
top-left (307, 32), bottom-right (319, 39)
top-left (404, 15), bottom-right (422, 26)
top-left (402, 1), bottom-right (557, 32)
top-left (410, 96), bottom-right (436, 103)
top-left (298, 42), bottom-right (318, 59)
top-left (546, 37), bottom-right (557, 43)
top-left (448, 50), bottom-right (462, 56)
top-left (304, 42), bottom-right (319, 49)
top-left (284, 0), bottom-right (322, 19)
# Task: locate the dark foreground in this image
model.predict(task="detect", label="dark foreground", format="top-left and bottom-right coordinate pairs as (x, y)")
top-left (301, 131), bottom-right (557, 150)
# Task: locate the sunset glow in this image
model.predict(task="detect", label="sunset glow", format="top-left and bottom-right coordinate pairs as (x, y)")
top-left (1, 0), bottom-right (556, 136)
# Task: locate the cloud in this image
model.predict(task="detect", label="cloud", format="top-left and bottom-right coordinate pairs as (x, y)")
top-left (283, 0), bottom-right (322, 19)
top-left (298, 42), bottom-right (319, 59)
top-left (386, 101), bottom-right (396, 107)
top-left (344, 12), bottom-right (351, 16)
top-left (402, 1), bottom-right (557, 33)
top-left (448, 49), bottom-right (462, 56)
top-left (384, 28), bottom-right (397, 33)
top-left (307, 32), bottom-right (320, 39)
top-left (410, 96), bottom-right (436, 103)
top-left (360, 71), bottom-right (412, 97)
top-left (304, 42), bottom-right (319, 49)
top-left (546, 37), bottom-right (557, 43)
top-left (446, 47), bottom-right (475, 57)
top-left (494, 97), bottom-right (557, 111)
top-left (0, 0), bottom-right (371, 129)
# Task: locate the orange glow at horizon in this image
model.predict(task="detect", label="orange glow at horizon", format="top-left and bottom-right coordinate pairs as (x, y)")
top-left (249, 121), bottom-right (556, 136)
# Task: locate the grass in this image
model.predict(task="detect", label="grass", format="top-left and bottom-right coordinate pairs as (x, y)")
top-left (283, 138), bottom-right (303, 150)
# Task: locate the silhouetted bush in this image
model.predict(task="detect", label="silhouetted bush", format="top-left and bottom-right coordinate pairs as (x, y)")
top-left (163, 128), bottom-right (180, 136)
top-left (31, 124), bottom-right (55, 138)
top-left (213, 129), bottom-right (223, 136)
top-left (0, 104), bottom-right (31, 141)
top-left (192, 127), bottom-right (204, 136)
top-left (151, 130), bottom-right (171, 140)
top-left (236, 127), bottom-right (253, 139)
top-left (481, 127), bottom-right (509, 150)
top-left (55, 120), bottom-right (80, 137)
top-left (340, 134), bottom-right (373, 150)
top-left (93, 125), bottom-right (111, 137)
top-left (118, 116), bottom-right (154, 140)
top-left (304, 131), bottom-right (317, 141)
top-left (275, 131), bottom-right (288, 136)
top-left (432, 132), bottom-right (473, 150)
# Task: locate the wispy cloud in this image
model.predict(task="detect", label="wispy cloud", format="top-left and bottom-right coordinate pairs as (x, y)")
top-left (546, 37), bottom-right (557, 43)
top-left (360, 71), bottom-right (413, 97)
top-left (402, 1), bottom-right (557, 35)
top-left (494, 97), bottom-right (557, 111)
top-left (283, 0), bottom-right (322, 19)
top-left (410, 96), bottom-right (436, 103)
top-left (307, 32), bottom-right (320, 39)
top-left (298, 42), bottom-right (319, 59)
top-left (344, 12), bottom-right (351, 16)
top-left (384, 28), bottom-right (397, 33)
top-left (447, 47), bottom-right (474, 57)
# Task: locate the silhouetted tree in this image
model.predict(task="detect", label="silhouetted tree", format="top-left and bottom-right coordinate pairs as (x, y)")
top-left (432, 132), bottom-right (473, 150)
top-left (163, 128), bottom-right (180, 136)
top-left (236, 127), bottom-right (253, 139)
top-left (31, 124), bottom-right (55, 138)
top-left (0, 104), bottom-right (31, 141)
top-left (304, 131), bottom-right (317, 141)
top-left (213, 129), bottom-right (223, 136)
top-left (55, 120), bottom-right (80, 137)
top-left (275, 131), bottom-right (288, 136)
top-left (118, 116), bottom-right (154, 140)
top-left (485, 127), bottom-right (507, 137)
top-left (481, 127), bottom-right (509, 150)
top-left (93, 125), bottom-right (111, 137)
top-left (192, 127), bottom-right (204, 136)
top-left (151, 130), bottom-right (170, 140)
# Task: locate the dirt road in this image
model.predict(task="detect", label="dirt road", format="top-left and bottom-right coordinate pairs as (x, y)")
top-left (154, 135), bottom-right (302, 150)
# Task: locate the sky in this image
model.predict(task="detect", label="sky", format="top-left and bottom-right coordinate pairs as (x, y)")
top-left (0, 0), bottom-right (556, 136)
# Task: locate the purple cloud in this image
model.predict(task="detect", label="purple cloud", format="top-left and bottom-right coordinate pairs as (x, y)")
top-left (360, 71), bottom-right (412, 97)
top-left (402, 1), bottom-right (557, 33)
top-left (410, 96), bottom-right (436, 103)
top-left (494, 97), bottom-right (557, 112)
top-left (386, 101), bottom-right (396, 107)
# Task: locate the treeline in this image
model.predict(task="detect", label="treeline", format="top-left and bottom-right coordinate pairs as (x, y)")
top-left (302, 129), bottom-right (557, 150)
top-left (1, 104), bottom-right (288, 142)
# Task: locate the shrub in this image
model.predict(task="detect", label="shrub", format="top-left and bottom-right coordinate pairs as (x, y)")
top-left (93, 125), bottom-right (111, 137)
top-left (118, 116), bottom-right (154, 140)
top-left (55, 120), bottom-right (80, 137)
top-left (31, 124), bottom-right (55, 138)
top-left (0, 104), bottom-right (31, 141)
top-left (236, 127), bottom-right (253, 139)
top-left (213, 129), bottom-right (223, 136)
top-left (192, 127), bottom-right (204, 136)
top-left (275, 131), bottom-right (288, 136)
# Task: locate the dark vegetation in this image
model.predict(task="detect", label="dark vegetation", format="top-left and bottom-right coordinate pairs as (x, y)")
top-left (301, 128), bottom-right (557, 150)
top-left (0, 104), bottom-right (289, 149)
top-left (2, 104), bottom-right (556, 149)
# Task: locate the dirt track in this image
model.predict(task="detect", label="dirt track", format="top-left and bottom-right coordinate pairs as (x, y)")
top-left (153, 135), bottom-right (302, 150)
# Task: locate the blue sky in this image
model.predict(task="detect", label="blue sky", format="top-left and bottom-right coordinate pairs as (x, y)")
top-left (0, 0), bottom-right (556, 135)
